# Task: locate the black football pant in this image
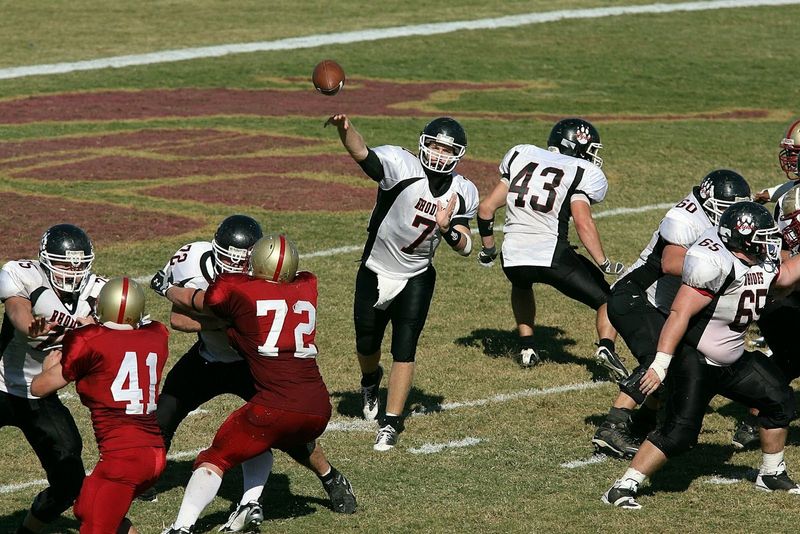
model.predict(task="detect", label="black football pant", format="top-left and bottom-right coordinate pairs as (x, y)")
top-left (758, 292), bottom-right (800, 383)
top-left (0, 390), bottom-right (84, 523)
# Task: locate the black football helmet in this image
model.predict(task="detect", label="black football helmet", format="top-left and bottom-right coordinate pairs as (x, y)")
top-left (696, 169), bottom-right (752, 226)
top-left (779, 118), bottom-right (800, 179)
top-left (39, 224), bottom-right (95, 293)
top-left (718, 201), bottom-right (781, 265)
top-left (418, 117), bottom-right (467, 174)
top-left (212, 215), bottom-right (263, 274)
top-left (547, 118), bottom-right (603, 167)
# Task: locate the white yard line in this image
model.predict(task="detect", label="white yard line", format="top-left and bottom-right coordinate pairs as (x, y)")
top-left (408, 437), bottom-right (482, 455)
top-left (560, 454), bottom-right (608, 469)
top-left (132, 201), bottom-right (672, 284)
top-left (0, 379), bottom-right (609, 493)
top-left (0, 1), bottom-right (796, 81)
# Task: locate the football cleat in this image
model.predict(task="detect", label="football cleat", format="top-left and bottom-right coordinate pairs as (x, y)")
top-left (161, 527), bottom-right (193, 534)
top-left (322, 472), bottom-right (357, 514)
top-left (732, 419), bottom-right (760, 451)
top-left (374, 424), bottom-right (398, 451)
top-left (519, 348), bottom-right (540, 368)
top-left (602, 479), bottom-right (642, 509)
top-left (592, 420), bottom-right (639, 459)
top-left (755, 462), bottom-right (800, 493)
top-left (594, 345), bottom-right (630, 382)
top-left (218, 501), bottom-right (264, 532)
top-left (361, 365), bottom-right (383, 421)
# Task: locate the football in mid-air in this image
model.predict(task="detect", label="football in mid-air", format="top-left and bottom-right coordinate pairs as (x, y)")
top-left (312, 60), bottom-right (345, 96)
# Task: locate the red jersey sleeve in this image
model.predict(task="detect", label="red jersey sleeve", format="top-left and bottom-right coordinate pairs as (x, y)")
top-left (205, 274), bottom-right (240, 319)
top-left (61, 327), bottom-right (97, 382)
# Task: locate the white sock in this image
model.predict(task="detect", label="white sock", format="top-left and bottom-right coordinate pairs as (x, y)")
top-left (621, 467), bottom-right (647, 487)
top-left (240, 450), bottom-right (273, 505)
top-left (760, 450), bottom-right (785, 474)
top-left (174, 467), bottom-right (223, 528)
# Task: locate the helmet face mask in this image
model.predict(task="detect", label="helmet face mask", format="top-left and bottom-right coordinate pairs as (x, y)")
top-left (779, 119), bottom-right (800, 179)
top-left (95, 277), bottom-right (146, 327)
top-left (39, 224), bottom-right (95, 294)
top-left (211, 215), bottom-right (263, 274)
top-left (780, 184), bottom-right (800, 249)
top-left (418, 117), bottom-right (467, 174)
top-left (547, 118), bottom-right (603, 168)
top-left (718, 201), bottom-right (781, 266)
top-left (249, 234), bottom-right (299, 283)
top-left (697, 170), bottom-right (752, 226)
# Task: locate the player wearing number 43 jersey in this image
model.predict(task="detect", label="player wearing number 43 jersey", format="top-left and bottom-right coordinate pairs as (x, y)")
top-left (478, 118), bottom-right (624, 375)
top-left (326, 113), bottom-right (478, 451)
top-left (161, 235), bottom-right (334, 533)
top-left (0, 224), bottom-right (105, 534)
top-left (31, 277), bottom-right (168, 534)
top-left (604, 202), bottom-right (800, 510)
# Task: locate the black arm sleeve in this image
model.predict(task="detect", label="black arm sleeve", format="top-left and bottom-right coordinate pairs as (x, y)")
top-left (357, 148), bottom-right (384, 183)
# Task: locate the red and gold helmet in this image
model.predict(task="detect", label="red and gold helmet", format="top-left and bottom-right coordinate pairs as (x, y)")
top-left (249, 234), bottom-right (299, 283)
top-left (95, 277), bottom-right (146, 327)
top-left (779, 118), bottom-right (800, 179)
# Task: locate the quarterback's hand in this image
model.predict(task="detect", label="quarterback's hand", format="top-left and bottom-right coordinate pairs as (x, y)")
top-left (435, 195), bottom-right (458, 231)
top-left (599, 258), bottom-right (625, 276)
top-left (150, 269), bottom-right (172, 298)
top-left (324, 114), bottom-right (350, 131)
top-left (478, 246), bottom-right (498, 267)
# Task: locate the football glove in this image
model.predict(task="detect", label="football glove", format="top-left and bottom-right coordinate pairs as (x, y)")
top-left (599, 258), bottom-right (625, 276)
top-left (478, 246), bottom-right (497, 268)
top-left (150, 269), bottom-right (172, 297)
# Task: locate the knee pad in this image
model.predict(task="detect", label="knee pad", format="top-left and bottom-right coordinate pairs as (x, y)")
top-left (31, 456), bottom-right (85, 522)
top-left (757, 385), bottom-right (796, 429)
top-left (647, 425), bottom-right (699, 459)
top-left (391, 349), bottom-right (416, 363)
top-left (356, 335), bottom-right (381, 358)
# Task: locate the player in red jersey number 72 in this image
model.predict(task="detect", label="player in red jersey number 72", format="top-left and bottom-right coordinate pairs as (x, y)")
top-left (31, 277), bottom-right (169, 534)
top-left (162, 235), bottom-right (333, 533)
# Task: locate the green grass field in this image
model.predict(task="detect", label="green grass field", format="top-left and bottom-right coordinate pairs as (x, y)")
top-left (2, 1), bottom-right (800, 532)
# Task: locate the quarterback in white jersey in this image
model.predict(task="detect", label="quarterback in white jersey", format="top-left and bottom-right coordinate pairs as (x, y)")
top-left (0, 224), bottom-right (101, 532)
top-left (594, 170), bottom-right (752, 460)
top-left (604, 202), bottom-right (800, 510)
top-left (149, 215), bottom-right (356, 517)
top-left (478, 118), bottom-right (625, 377)
top-left (327, 113), bottom-right (477, 451)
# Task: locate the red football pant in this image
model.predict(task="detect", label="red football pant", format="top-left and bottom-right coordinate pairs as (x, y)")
top-left (196, 403), bottom-right (329, 473)
top-left (73, 446), bottom-right (166, 533)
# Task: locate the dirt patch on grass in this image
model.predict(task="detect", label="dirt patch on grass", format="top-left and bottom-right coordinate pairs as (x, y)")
top-left (0, 191), bottom-right (201, 261)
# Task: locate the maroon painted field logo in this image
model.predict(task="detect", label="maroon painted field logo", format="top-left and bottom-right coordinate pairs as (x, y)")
top-left (0, 79), bottom-right (766, 260)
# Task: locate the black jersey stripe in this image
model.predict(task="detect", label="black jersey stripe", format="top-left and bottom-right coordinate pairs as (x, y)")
top-left (558, 166), bottom-right (585, 241)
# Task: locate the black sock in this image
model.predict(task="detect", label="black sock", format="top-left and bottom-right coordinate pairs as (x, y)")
top-left (607, 406), bottom-right (633, 424)
top-left (520, 335), bottom-right (536, 350)
top-left (598, 338), bottom-right (616, 353)
top-left (16, 527), bottom-right (37, 534)
top-left (381, 414), bottom-right (403, 431)
top-left (361, 368), bottom-right (381, 387)
top-left (319, 465), bottom-right (339, 484)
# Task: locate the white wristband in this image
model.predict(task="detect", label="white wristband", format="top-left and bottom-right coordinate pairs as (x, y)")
top-left (648, 351), bottom-right (673, 382)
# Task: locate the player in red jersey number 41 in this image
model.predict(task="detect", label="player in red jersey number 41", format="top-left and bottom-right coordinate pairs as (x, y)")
top-left (162, 235), bottom-right (335, 533)
top-left (31, 277), bottom-right (169, 534)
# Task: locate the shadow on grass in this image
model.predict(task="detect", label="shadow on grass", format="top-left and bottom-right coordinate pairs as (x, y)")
top-left (147, 459), bottom-right (325, 532)
top-left (455, 326), bottom-right (612, 380)
top-left (0, 509), bottom-right (80, 533)
top-left (331, 386), bottom-right (445, 419)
